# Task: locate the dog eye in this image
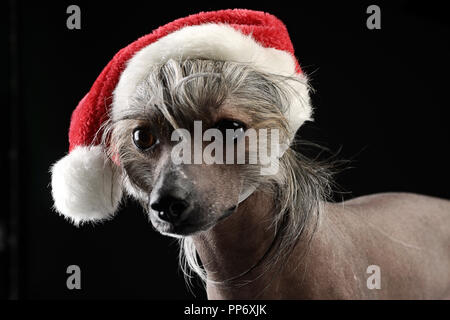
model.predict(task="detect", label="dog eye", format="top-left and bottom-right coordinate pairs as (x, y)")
top-left (133, 127), bottom-right (156, 150)
top-left (214, 119), bottom-right (246, 140)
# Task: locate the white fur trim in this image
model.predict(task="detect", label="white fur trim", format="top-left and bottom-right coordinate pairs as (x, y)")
top-left (51, 145), bottom-right (123, 225)
top-left (113, 24), bottom-right (312, 138)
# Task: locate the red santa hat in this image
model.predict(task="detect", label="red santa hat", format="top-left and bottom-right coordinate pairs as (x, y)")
top-left (51, 9), bottom-right (312, 225)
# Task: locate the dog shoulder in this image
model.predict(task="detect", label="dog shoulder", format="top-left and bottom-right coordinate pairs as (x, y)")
top-left (342, 192), bottom-right (450, 258)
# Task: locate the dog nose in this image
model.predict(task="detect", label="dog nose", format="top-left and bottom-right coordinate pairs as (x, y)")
top-left (150, 193), bottom-right (190, 224)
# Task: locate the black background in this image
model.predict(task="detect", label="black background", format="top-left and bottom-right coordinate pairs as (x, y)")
top-left (3, 0), bottom-right (449, 299)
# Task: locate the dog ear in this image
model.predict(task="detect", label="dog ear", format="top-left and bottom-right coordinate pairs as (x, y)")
top-left (50, 145), bottom-right (123, 226)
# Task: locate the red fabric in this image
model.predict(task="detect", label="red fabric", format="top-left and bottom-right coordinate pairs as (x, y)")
top-left (68, 9), bottom-right (301, 152)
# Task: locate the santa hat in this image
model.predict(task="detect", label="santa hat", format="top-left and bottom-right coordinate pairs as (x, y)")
top-left (50, 9), bottom-right (312, 225)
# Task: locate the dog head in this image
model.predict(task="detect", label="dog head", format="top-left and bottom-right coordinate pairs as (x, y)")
top-left (108, 59), bottom-right (296, 236)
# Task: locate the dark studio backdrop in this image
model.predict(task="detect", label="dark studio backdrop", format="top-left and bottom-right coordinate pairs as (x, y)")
top-left (3, 0), bottom-right (449, 299)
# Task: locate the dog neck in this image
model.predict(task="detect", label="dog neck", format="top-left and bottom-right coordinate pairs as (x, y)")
top-left (192, 190), bottom-right (305, 299)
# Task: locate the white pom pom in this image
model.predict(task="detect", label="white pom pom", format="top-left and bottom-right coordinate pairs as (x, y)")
top-left (50, 145), bottom-right (123, 225)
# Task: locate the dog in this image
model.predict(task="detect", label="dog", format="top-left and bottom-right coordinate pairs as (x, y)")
top-left (50, 9), bottom-right (450, 300)
top-left (103, 58), bottom-right (450, 299)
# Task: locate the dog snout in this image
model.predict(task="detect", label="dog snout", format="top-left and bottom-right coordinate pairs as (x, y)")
top-left (150, 187), bottom-right (192, 224)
